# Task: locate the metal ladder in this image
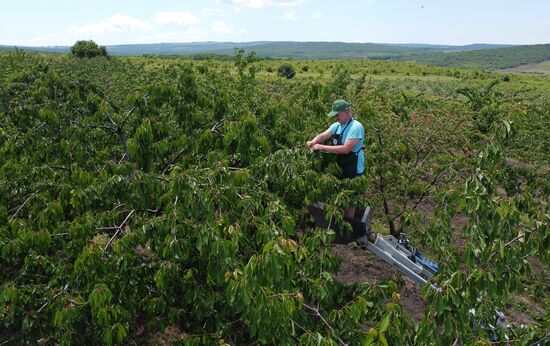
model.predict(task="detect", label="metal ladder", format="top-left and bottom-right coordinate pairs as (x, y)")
top-left (307, 204), bottom-right (510, 330)
top-left (307, 204), bottom-right (439, 288)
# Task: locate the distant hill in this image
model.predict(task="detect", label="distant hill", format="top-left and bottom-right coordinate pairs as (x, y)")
top-left (1, 41), bottom-right (548, 70)
top-left (498, 59), bottom-right (550, 76)
top-left (0, 41), bottom-right (510, 58)
top-left (127, 42), bottom-right (513, 60)
top-left (370, 43), bottom-right (510, 52)
top-left (410, 44), bottom-right (550, 70)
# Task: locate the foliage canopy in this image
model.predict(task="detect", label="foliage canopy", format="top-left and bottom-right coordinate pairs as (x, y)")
top-left (0, 50), bottom-right (548, 345)
top-left (70, 40), bottom-right (108, 59)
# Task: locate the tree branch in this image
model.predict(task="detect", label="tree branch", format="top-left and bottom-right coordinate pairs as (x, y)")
top-left (399, 162), bottom-right (455, 223)
top-left (9, 190), bottom-right (38, 222)
top-left (303, 303), bottom-right (347, 346)
top-left (211, 117), bottom-right (227, 133)
top-left (162, 148), bottom-right (186, 175)
top-left (487, 226), bottom-right (542, 262)
top-left (69, 119), bottom-right (113, 131)
top-left (120, 106), bottom-right (136, 128)
top-left (102, 210), bottom-right (135, 253)
top-left (37, 284), bottom-right (69, 313)
top-left (143, 94), bottom-right (149, 109)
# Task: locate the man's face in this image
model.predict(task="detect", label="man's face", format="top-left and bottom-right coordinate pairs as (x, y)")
top-left (335, 110), bottom-right (349, 124)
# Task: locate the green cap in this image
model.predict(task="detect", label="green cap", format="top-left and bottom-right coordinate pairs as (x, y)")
top-left (327, 99), bottom-right (350, 117)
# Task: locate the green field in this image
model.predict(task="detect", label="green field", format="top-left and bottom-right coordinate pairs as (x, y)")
top-left (498, 59), bottom-right (550, 76)
top-left (2, 42), bottom-right (549, 72)
top-left (409, 43), bottom-right (550, 70)
top-left (1, 51), bottom-right (548, 345)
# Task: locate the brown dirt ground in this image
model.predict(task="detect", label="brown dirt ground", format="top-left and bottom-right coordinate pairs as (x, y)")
top-left (331, 243), bottom-right (428, 321)
top-left (505, 157), bottom-right (550, 176)
top-left (330, 195), bottom-right (548, 326)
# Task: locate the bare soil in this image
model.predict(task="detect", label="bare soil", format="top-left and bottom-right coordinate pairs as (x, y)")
top-left (331, 196), bottom-right (549, 326)
top-left (331, 243), bottom-right (427, 321)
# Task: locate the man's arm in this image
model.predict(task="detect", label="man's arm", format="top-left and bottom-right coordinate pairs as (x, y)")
top-left (307, 128), bottom-right (333, 148)
top-left (312, 138), bottom-right (359, 154)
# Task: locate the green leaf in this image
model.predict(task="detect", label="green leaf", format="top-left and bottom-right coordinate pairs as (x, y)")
top-left (435, 294), bottom-right (444, 315)
top-left (379, 313), bottom-right (390, 333)
top-left (379, 333), bottom-right (389, 346)
top-left (444, 317), bottom-right (453, 335)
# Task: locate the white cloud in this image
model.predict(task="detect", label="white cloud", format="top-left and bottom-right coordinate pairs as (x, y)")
top-left (24, 33), bottom-right (67, 46)
top-left (154, 11), bottom-right (200, 26)
top-left (269, 0), bottom-right (305, 6)
top-left (20, 10), bottom-right (225, 46)
top-left (72, 15), bottom-right (153, 36)
top-left (182, 28), bottom-right (210, 41)
top-left (283, 10), bottom-right (298, 21)
top-left (139, 28), bottom-right (209, 43)
top-left (227, 0), bottom-right (305, 9)
top-left (201, 7), bottom-right (225, 17)
top-left (63, 12), bottom-right (205, 44)
top-left (136, 32), bottom-right (180, 43)
top-left (230, 0), bottom-right (265, 9)
top-left (21, 15), bottom-right (153, 46)
top-left (239, 29), bottom-right (248, 37)
top-left (312, 11), bottom-right (322, 19)
top-left (211, 20), bottom-right (233, 34)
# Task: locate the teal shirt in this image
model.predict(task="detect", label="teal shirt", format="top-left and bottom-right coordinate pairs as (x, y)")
top-left (328, 119), bottom-right (365, 174)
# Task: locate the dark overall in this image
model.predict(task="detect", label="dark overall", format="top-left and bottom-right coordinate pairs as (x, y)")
top-left (330, 119), bottom-right (362, 179)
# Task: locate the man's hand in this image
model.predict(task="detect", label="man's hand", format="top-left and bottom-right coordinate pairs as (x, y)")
top-left (307, 128), bottom-right (334, 149)
top-left (311, 144), bottom-right (324, 151)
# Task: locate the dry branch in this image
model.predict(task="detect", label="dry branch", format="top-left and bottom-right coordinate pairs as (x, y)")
top-left (162, 147), bottom-right (187, 175)
top-left (102, 210), bottom-right (135, 253)
top-left (9, 190), bottom-right (39, 222)
top-left (303, 303), bottom-right (347, 346)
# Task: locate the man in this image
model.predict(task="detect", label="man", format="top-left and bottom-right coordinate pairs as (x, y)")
top-left (307, 99), bottom-right (364, 218)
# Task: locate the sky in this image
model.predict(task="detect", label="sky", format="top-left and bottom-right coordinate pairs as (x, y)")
top-left (1, 0), bottom-right (549, 46)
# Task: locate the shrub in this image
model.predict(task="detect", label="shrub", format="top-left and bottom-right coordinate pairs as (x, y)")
top-left (197, 65), bottom-right (208, 74)
top-left (70, 40), bottom-right (108, 59)
top-left (277, 64), bottom-right (296, 79)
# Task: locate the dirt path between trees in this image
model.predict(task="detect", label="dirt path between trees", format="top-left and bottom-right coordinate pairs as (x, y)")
top-left (331, 195), bottom-right (548, 326)
top-left (332, 243), bottom-right (427, 321)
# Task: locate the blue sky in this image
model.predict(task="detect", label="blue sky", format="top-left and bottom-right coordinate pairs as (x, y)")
top-left (1, 0), bottom-right (549, 46)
